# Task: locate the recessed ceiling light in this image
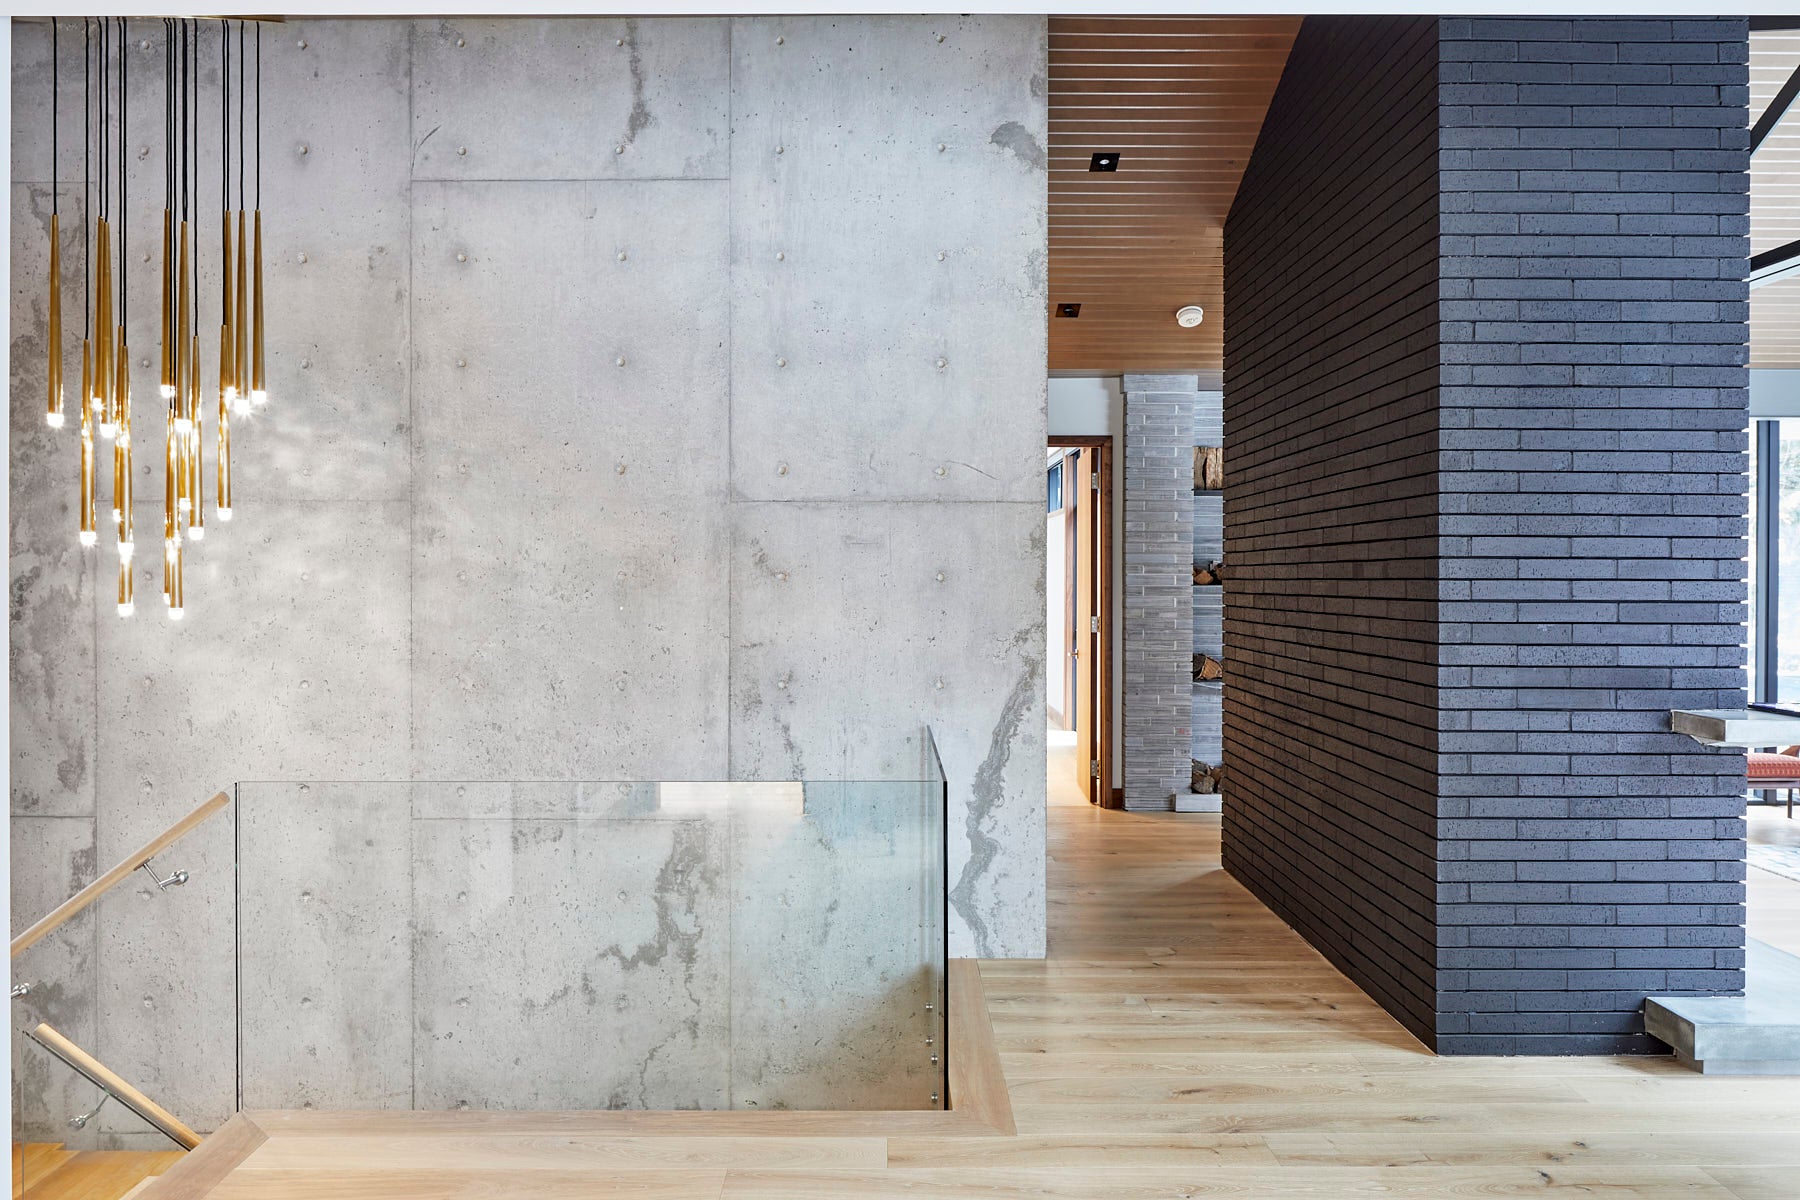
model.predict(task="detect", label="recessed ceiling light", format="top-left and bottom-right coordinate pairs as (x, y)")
top-left (1089, 152), bottom-right (1119, 172)
top-left (1175, 305), bottom-right (1205, 328)
top-left (1056, 303), bottom-right (1081, 318)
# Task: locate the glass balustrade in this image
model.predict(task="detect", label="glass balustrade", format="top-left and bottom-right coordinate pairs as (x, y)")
top-left (13, 731), bottom-right (948, 1141)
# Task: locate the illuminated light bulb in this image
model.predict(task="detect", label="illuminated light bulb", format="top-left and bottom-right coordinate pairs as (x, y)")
top-left (177, 496), bottom-right (191, 513)
top-left (46, 411), bottom-right (64, 429)
top-left (99, 422), bottom-right (117, 440)
top-left (117, 602), bottom-right (135, 617)
top-left (174, 417), bottom-right (193, 434)
top-left (233, 395), bottom-right (252, 417)
top-left (168, 606), bottom-right (185, 621)
top-left (78, 530), bottom-right (97, 548)
top-left (217, 507), bottom-right (233, 522)
top-left (188, 525), bottom-right (206, 542)
top-left (119, 541), bottom-right (135, 561)
top-left (160, 383), bottom-right (176, 400)
top-left (251, 389), bottom-right (268, 406)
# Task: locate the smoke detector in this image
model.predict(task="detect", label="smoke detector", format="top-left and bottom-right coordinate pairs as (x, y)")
top-left (1175, 305), bottom-right (1205, 328)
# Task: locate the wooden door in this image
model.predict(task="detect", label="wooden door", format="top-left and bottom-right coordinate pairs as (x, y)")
top-left (1072, 449), bottom-right (1096, 801)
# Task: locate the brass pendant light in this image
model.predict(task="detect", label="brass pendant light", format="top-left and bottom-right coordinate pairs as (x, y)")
top-left (46, 16), bottom-right (275, 620)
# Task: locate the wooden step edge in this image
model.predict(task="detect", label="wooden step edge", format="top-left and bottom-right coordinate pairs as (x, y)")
top-left (132, 1116), bottom-right (266, 1200)
top-left (947, 959), bottom-right (1017, 1136)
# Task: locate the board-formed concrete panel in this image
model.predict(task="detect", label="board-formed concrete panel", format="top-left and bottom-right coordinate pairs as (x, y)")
top-left (236, 783), bottom-right (414, 1110)
top-left (729, 501), bottom-right (1045, 958)
top-left (410, 179), bottom-right (730, 780)
top-left (411, 812), bottom-right (732, 1110)
top-left (248, 18), bottom-right (413, 504)
top-left (10, 816), bottom-right (98, 1144)
top-left (9, 182), bottom-right (93, 818)
top-left (728, 15), bottom-right (1048, 503)
top-left (413, 18), bottom-right (729, 182)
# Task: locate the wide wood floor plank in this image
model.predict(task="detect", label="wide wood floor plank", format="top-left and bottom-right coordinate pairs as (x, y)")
top-left (718, 1165), bottom-right (1737, 1198)
top-left (1703, 1166), bottom-right (1799, 1200)
top-left (239, 1135), bottom-right (884, 1172)
top-left (206, 1169), bottom-right (726, 1199)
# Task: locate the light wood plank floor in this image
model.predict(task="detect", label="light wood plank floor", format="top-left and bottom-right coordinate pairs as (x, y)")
top-left (122, 804), bottom-right (1800, 1197)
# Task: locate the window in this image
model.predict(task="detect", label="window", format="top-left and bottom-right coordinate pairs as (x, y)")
top-left (1749, 419), bottom-right (1800, 702)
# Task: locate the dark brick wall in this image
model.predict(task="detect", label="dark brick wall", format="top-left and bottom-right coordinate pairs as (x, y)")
top-left (1222, 16), bottom-right (1445, 1047)
top-left (1223, 15), bottom-right (1749, 1055)
top-left (1435, 16), bottom-right (1750, 1054)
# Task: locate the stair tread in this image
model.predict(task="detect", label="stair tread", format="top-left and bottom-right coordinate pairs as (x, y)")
top-left (15, 1146), bottom-right (76, 1193)
top-left (21, 1149), bottom-right (184, 1200)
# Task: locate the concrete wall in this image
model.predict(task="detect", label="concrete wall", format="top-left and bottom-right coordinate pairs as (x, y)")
top-left (1224, 14), bottom-right (1749, 1054)
top-left (9, 15), bottom-right (1047, 1136)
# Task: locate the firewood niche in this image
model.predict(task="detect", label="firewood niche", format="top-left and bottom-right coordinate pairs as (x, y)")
top-left (1193, 445), bottom-right (1223, 491)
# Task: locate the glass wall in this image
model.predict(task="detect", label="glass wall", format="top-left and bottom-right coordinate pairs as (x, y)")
top-left (1751, 420), bottom-right (1800, 703)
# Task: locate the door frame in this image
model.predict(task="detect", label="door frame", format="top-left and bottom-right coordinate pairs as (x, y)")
top-left (1049, 435), bottom-right (1117, 808)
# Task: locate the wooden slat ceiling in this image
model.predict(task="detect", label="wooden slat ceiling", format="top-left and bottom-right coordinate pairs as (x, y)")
top-left (1047, 16), bottom-right (1301, 377)
top-left (1753, 31), bottom-right (1800, 369)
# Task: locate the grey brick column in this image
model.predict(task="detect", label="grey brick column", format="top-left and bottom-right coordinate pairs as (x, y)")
top-left (1123, 374), bottom-right (1197, 810)
top-left (1223, 15), bottom-right (1748, 1055)
top-left (1435, 15), bottom-right (1750, 1053)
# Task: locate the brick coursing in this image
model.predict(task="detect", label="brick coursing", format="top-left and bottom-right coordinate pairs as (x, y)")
top-left (1223, 16), bottom-right (1446, 1045)
top-left (1435, 15), bottom-right (1749, 1054)
top-left (1222, 15), bottom-right (1748, 1054)
top-left (1124, 374), bottom-right (1198, 810)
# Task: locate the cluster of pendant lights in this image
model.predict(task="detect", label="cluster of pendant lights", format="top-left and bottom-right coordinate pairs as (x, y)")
top-left (44, 17), bottom-right (269, 621)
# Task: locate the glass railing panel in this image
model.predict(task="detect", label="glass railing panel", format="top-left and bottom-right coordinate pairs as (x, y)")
top-left (13, 790), bottom-right (237, 1147)
top-left (235, 772), bottom-right (946, 1112)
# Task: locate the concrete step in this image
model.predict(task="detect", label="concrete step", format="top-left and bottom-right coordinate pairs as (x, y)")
top-left (1645, 938), bottom-right (1800, 1074)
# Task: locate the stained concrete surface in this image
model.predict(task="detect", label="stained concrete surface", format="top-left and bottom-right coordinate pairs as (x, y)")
top-left (10, 14), bottom-right (1048, 1125)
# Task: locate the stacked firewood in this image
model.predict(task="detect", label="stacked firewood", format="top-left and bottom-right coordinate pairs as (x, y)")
top-left (1192, 560), bottom-right (1224, 586)
top-left (1191, 760), bottom-right (1226, 793)
top-left (1192, 653), bottom-right (1223, 682)
top-left (1193, 446), bottom-right (1224, 491)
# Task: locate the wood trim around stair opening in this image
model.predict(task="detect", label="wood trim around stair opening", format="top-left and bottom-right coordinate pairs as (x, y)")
top-left (133, 1114), bottom-right (268, 1200)
top-left (131, 959), bottom-right (1013, 1196)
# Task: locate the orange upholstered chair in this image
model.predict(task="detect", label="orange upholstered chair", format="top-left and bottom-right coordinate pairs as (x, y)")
top-left (1748, 745), bottom-right (1800, 817)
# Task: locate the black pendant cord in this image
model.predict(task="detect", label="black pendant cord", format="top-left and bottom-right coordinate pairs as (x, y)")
top-left (254, 20), bottom-right (260, 210)
top-left (220, 18), bottom-right (227, 229)
top-left (82, 17), bottom-right (89, 339)
top-left (118, 16), bottom-right (125, 332)
top-left (51, 19), bottom-right (58, 217)
top-left (191, 19), bottom-right (198, 334)
top-left (237, 21), bottom-right (245, 212)
top-left (180, 20), bottom-right (187, 227)
top-left (98, 16), bottom-right (106, 227)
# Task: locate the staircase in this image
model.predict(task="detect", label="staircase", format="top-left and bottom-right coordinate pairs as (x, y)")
top-left (11, 1142), bottom-right (181, 1200)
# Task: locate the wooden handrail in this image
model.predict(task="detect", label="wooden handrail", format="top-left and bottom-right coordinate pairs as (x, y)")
top-left (25, 1022), bottom-right (202, 1150)
top-left (10, 790), bottom-right (230, 959)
